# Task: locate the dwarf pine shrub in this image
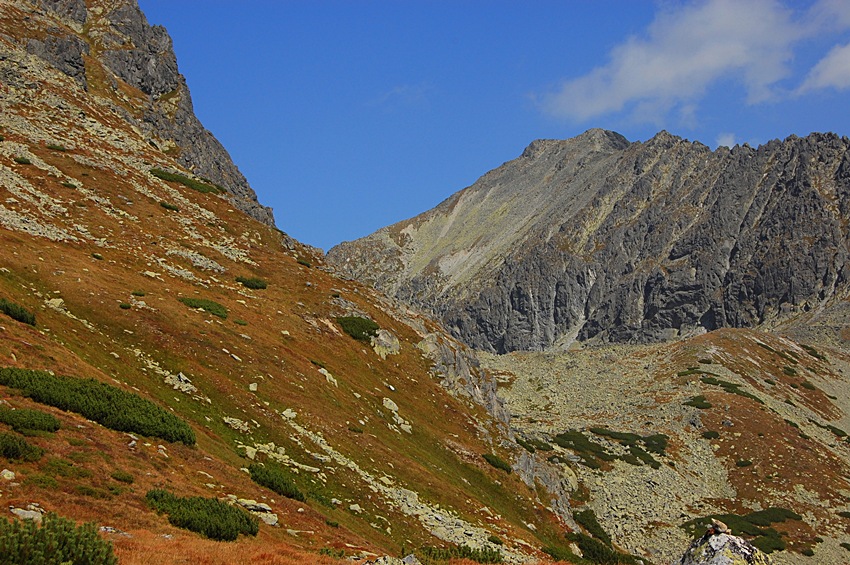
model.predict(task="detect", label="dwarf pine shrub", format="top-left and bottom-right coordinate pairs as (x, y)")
top-left (0, 368), bottom-right (195, 445)
top-left (0, 512), bottom-right (117, 564)
top-left (178, 297), bottom-right (228, 319)
top-left (150, 169), bottom-right (223, 194)
top-left (0, 298), bottom-right (35, 326)
top-left (0, 406), bottom-right (60, 433)
top-left (248, 463), bottom-right (305, 501)
top-left (0, 432), bottom-right (44, 461)
top-left (482, 453), bottom-right (512, 474)
top-left (418, 544), bottom-right (503, 563)
top-left (145, 489), bottom-right (258, 541)
top-left (337, 316), bottom-right (379, 342)
top-left (236, 276), bottom-right (267, 290)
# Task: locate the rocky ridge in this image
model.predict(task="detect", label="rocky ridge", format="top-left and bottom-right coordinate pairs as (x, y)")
top-left (328, 129), bottom-right (850, 353)
top-left (5, 0), bottom-right (274, 225)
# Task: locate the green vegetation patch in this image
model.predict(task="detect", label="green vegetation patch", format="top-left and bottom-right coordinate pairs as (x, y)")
top-left (0, 512), bottom-right (117, 564)
top-left (701, 430), bottom-right (720, 439)
top-left (574, 508), bottom-right (611, 546)
top-left (682, 508), bottom-right (801, 554)
top-left (46, 143), bottom-right (67, 151)
top-left (0, 406), bottom-right (59, 433)
top-left (13, 156), bottom-right (31, 165)
top-left (700, 375), bottom-right (763, 404)
top-left (684, 395), bottom-right (712, 409)
top-left (150, 168), bottom-right (223, 194)
top-left (565, 532), bottom-right (641, 564)
top-left (0, 367), bottom-right (195, 445)
top-left (417, 544), bottom-right (503, 563)
top-left (110, 469), bottom-right (134, 484)
top-left (553, 429), bottom-right (613, 469)
top-left (0, 298), bottom-right (35, 326)
top-left (178, 297), bottom-right (228, 319)
top-left (248, 463), bottom-right (305, 501)
top-left (236, 276), bottom-right (267, 290)
top-left (145, 489), bottom-right (258, 541)
top-left (337, 316), bottom-right (379, 342)
top-left (808, 419), bottom-right (847, 438)
top-left (0, 431), bottom-right (44, 461)
top-left (801, 344), bottom-right (826, 361)
top-left (159, 201), bottom-right (179, 212)
top-left (482, 453), bottom-right (512, 474)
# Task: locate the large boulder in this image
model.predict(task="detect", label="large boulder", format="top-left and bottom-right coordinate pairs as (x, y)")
top-left (679, 531), bottom-right (772, 565)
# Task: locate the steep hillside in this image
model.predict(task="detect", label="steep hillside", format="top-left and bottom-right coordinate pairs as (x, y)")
top-left (327, 129), bottom-right (850, 353)
top-left (0, 2), bottom-right (580, 563)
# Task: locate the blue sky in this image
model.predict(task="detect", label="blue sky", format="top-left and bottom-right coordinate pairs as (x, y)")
top-left (137, 1), bottom-right (850, 251)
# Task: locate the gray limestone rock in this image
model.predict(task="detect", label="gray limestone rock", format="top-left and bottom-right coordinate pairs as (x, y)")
top-left (329, 130), bottom-right (850, 352)
top-left (26, 34), bottom-right (89, 89)
top-left (679, 532), bottom-right (772, 564)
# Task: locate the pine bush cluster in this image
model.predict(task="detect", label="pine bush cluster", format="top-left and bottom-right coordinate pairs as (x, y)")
top-left (0, 298), bottom-right (35, 326)
top-left (0, 512), bottom-right (116, 564)
top-left (248, 463), bottom-right (305, 501)
top-left (0, 368), bottom-right (195, 445)
top-left (145, 490), bottom-right (258, 541)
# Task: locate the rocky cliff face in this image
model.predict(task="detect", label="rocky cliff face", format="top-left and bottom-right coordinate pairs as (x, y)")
top-left (7, 0), bottom-right (274, 225)
top-left (328, 129), bottom-right (850, 353)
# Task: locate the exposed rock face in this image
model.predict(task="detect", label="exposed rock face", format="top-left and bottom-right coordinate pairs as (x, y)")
top-left (16, 0), bottom-right (274, 226)
top-left (328, 129), bottom-right (850, 352)
top-left (679, 532), bottom-right (772, 565)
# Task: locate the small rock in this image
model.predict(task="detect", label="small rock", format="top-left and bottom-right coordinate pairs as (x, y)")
top-left (349, 503), bottom-right (363, 513)
top-left (0, 469), bottom-right (15, 481)
top-left (248, 383), bottom-right (258, 392)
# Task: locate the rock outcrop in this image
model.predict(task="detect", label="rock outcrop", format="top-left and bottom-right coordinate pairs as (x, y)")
top-left (13, 0), bottom-right (274, 225)
top-left (679, 531), bottom-right (772, 565)
top-left (328, 130), bottom-right (850, 352)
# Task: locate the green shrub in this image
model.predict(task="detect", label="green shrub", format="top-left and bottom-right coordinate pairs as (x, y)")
top-left (46, 143), bottom-right (66, 151)
top-left (837, 511), bottom-right (850, 519)
top-left (417, 544), bottom-right (503, 563)
top-left (0, 367), bottom-right (195, 445)
top-left (701, 376), bottom-right (763, 404)
top-left (566, 532), bottom-right (640, 564)
top-left (487, 535), bottom-right (503, 545)
top-left (736, 459), bottom-right (753, 467)
top-left (0, 298), bottom-right (35, 326)
top-left (131, 290), bottom-right (146, 297)
top-left (236, 276), bottom-right (267, 290)
top-left (751, 534), bottom-right (786, 554)
top-left (682, 508), bottom-right (800, 554)
top-left (178, 297), bottom-right (227, 319)
top-left (0, 406), bottom-right (60, 433)
top-left (0, 512), bottom-right (117, 564)
top-left (150, 169), bottom-right (223, 194)
top-left (325, 520), bottom-right (339, 528)
top-left (553, 430), bottom-right (612, 469)
top-left (337, 316), bottom-right (379, 342)
top-left (701, 430), bottom-right (720, 439)
top-left (482, 453), bottom-right (512, 474)
top-left (574, 509), bottom-right (611, 546)
top-left (841, 541), bottom-right (850, 551)
top-left (13, 156), bottom-right (31, 165)
top-left (801, 344), bottom-right (826, 361)
top-left (783, 366), bottom-right (797, 376)
top-left (542, 544), bottom-right (581, 562)
top-left (24, 473), bottom-right (58, 489)
top-left (801, 548), bottom-right (814, 556)
top-left (145, 489), bottom-right (258, 541)
top-left (110, 470), bottom-right (134, 484)
top-left (91, 252), bottom-right (103, 260)
top-left (75, 484), bottom-right (112, 499)
top-left (43, 457), bottom-right (91, 479)
top-left (516, 437), bottom-right (536, 453)
top-left (234, 319), bottom-right (248, 326)
top-left (684, 395), bottom-right (712, 409)
top-left (296, 258), bottom-right (311, 268)
top-left (319, 547), bottom-right (345, 558)
top-left (0, 432), bottom-right (44, 461)
top-left (61, 181), bottom-right (77, 188)
top-left (348, 425), bottom-right (363, 434)
top-left (248, 463), bottom-right (305, 501)
top-left (159, 201), bottom-right (179, 212)
top-left (801, 381), bottom-right (816, 390)
top-left (119, 303), bottom-right (131, 310)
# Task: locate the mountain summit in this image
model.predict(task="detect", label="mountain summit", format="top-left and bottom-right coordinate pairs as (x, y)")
top-left (328, 130), bottom-right (850, 352)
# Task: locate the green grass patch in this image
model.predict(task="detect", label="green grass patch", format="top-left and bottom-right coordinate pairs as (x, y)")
top-left (0, 298), bottom-right (35, 326)
top-left (248, 462), bottom-right (305, 501)
top-left (145, 489), bottom-right (258, 541)
top-left (24, 473), bottom-right (58, 489)
top-left (159, 201), bottom-right (179, 212)
top-left (61, 181), bottom-right (77, 188)
top-left (0, 367), bottom-right (195, 445)
top-left (236, 276), bottom-right (267, 290)
top-left (684, 395), bottom-right (712, 409)
top-left (0, 512), bottom-right (117, 564)
top-left (178, 297), bottom-right (227, 319)
top-left (46, 143), bottom-right (67, 151)
top-left (482, 453), bottom-right (512, 474)
top-left (0, 406), bottom-right (58, 433)
top-left (150, 168), bottom-right (223, 194)
top-left (296, 258), bottom-right (311, 267)
top-left (337, 316), bottom-right (379, 342)
top-left (234, 319), bottom-right (248, 326)
top-left (0, 431), bottom-right (44, 461)
top-left (110, 469), bottom-right (134, 484)
top-left (13, 156), bottom-right (31, 165)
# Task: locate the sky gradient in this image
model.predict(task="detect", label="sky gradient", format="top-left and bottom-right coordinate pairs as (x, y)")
top-left (137, 1), bottom-right (850, 251)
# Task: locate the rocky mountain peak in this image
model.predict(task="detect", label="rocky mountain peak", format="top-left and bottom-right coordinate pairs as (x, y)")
top-left (10, 0), bottom-right (275, 226)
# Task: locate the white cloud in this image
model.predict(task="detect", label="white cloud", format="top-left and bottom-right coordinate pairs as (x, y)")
top-left (798, 42), bottom-right (850, 93)
top-left (716, 132), bottom-right (737, 147)
top-left (540, 0), bottom-right (810, 123)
